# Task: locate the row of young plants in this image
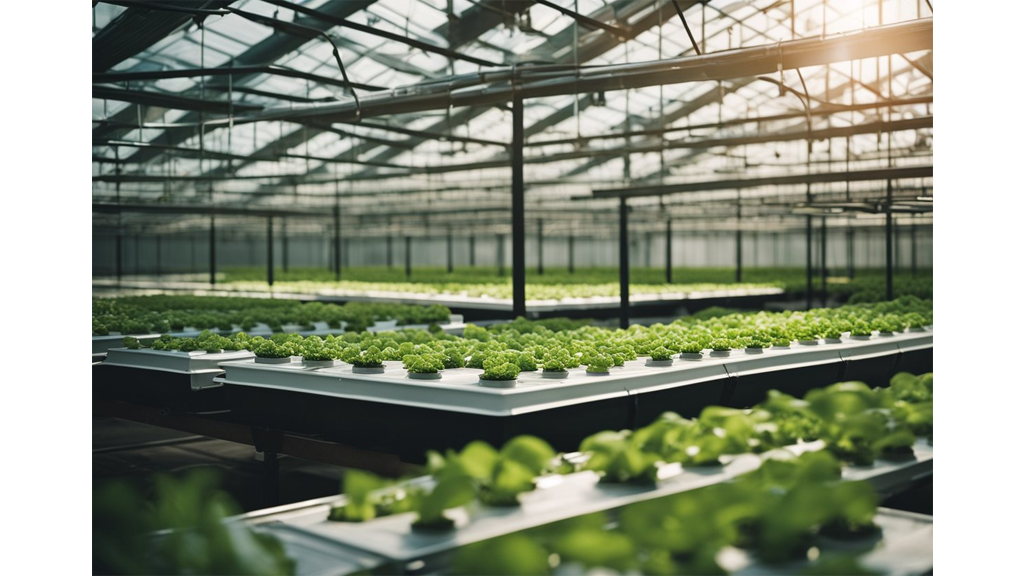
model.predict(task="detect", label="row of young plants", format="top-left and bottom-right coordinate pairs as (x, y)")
top-left (324, 371), bottom-right (932, 574)
top-left (93, 295), bottom-right (452, 336)
top-left (123, 298), bottom-right (930, 386)
top-left (219, 265), bottom-right (932, 303)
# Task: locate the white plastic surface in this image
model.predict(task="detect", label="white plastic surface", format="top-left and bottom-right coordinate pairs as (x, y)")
top-left (215, 330), bottom-right (931, 416)
top-left (245, 438), bottom-right (931, 565)
top-left (723, 508), bottom-right (932, 576)
top-left (103, 348), bottom-right (254, 390)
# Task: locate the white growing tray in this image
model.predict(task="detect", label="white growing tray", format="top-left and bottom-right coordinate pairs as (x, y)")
top-left (241, 438), bottom-right (932, 566)
top-left (102, 348), bottom-right (255, 390)
top-left (92, 320), bottom-right (466, 356)
top-left (214, 330), bottom-right (932, 416)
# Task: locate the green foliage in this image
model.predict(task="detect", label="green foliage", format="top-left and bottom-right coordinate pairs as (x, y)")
top-left (585, 354), bottom-right (613, 373)
top-left (649, 346), bottom-right (674, 361)
top-left (403, 353), bottom-right (444, 374)
top-left (325, 470), bottom-right (413, 523)
top-left (93, 469), bottom-right (294, 575)
top-left (251, 339), bottom-right (291, 359)
top-left (122, 336), bottom-right (141, 350)
top-left (481, 361), bottom-right (520, 381)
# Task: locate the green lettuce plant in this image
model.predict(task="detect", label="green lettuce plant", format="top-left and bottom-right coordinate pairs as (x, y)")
top-left (481, 362), bottom-right (520, 381)
top-left (403, 353), bottom-right (444, 374)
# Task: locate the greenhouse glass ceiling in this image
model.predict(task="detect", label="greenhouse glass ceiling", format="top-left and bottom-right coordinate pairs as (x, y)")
top-left (92, 0), bottom-right (932, 237)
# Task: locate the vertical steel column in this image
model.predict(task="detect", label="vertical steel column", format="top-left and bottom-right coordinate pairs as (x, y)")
top-left (405, 235), bottom-right (412, 278)
top-left (115, 234), bottom-right (123, 283)
top-left (446, 228), bottom-right (454, 273)
top-left (820, 217), bottom-right (827, 304)
top-left (209, 217), bottom-right (216, 285)
top-left (333, 206), bottom-right (341, 281)
top-left (267, 216), bottom-right (274, 286)
top-left (536, 218), bottom-right (544, 275)
top-left (469, 235), bottom-right (476, 267)
top-left (894, 222), bottom-right (901, 272)
top-left (644, 232), bottom-right (652, 268)
top-left (511, 93), bottom-right (527, 318)
top-left (568, 234), bottom-right (575, 273)
top-left (665, 218), bottom-right (673, 284)
top-left (805, 216), bottom-right (813, 310)
top-left (619, 198), bottom-right (630, 329)
top-left (282, 219), bottom-right (288, 274)
top-left (497, 234), bottom-right (506, 277)
top-left (846, 226), bottom-right (855, 279)
top-left (735, 202), bottom-right (743, 282)
top-left (156, 237), bottom-right (162, 276)
top-left (134, 235), bottom-right (140, 274)
top-left (190, 235), bottom-right (196, 272)
top-left (911, 220), bottom-right (918, 277)
top-left (886, 183), bottom-right (894, 300)
top-left (386, 235), bottom-right (393, 269)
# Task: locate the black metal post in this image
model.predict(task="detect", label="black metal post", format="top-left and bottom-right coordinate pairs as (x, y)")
top-left (805, 216), bottom-right (813, 310)
top-left (894, 220), bottom-right (900, 272)
top-left (619, 197), bottom-right (630, 329)
top-left (190, 235), bottom-right (196, 272)
top-left (115, 235), bottom-right (123, 283)
top-left (333, 206), bottom-right (341, 280)
top-left (386, 235), bottom-right (393, 269)
top-left (156, 236), bottom-right (162, 276)
top-left (536, 218), bottom-right (544, 275)
top-left (511, 93), bottom-right (527, 318)
top-left (209, 217), bottom-right (216, 285)
top-left (405, 235), bottom-right (412, 278)
top-left (469, 235), bottom-right (476, 267)
top-left (735, 202), bottom-right (743, 282)
top-left (497, 234), bottom-right (506, 277)
top-left (134, 235), bottom-right (140, 275)
top-left (846, 226), bottom-right (855, 279)
top-left (446, 228), bottom-right (454, 273)
top-left (267, 217), bottom-right (274, 286)
top-left (644, 232), bottom-right (652, 268)
top-left (282, 218), bottom-right (289, 274)
top-left (568, 234), bottom-right (575, 274)
top-left (911, 220), bottom-right (918, 277)
top-left (666, 218), bottom-right (673, 284)
top-left (820, 217), bottom-right (827, 304)
top-left (886, 180), bottom-right (894, 300)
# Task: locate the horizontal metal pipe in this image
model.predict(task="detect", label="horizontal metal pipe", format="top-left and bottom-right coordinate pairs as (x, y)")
top-left (591, 166), bottom-right (934, 199)
top-left (192, 18), bottom-right (932, 127)
top-left (93, 65), bottom-right (386, 92)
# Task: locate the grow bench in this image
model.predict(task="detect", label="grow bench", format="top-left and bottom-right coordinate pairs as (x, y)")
top-left (215, 330), bottom-right (932, 460)
top-left (92, 277), bottom-right (785, 321)
top-left (232, 438), bottom-right (933, 576)
top-left (91, 316), bottom-right (468, 359)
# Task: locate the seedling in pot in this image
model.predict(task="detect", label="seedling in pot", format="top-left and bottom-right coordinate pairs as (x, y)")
top-left (479, 361), bottom-right (520, 387)
top-left (585, 354), bottom-right (613, 375)
top-left (709, 339), bottom-right (733, 357)
top-left (646, 346), bottom-right (675, 366)
top-left (678, 341), bottom-right (704, 360)
top-left (403, 353), bottom-right (444, 379)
